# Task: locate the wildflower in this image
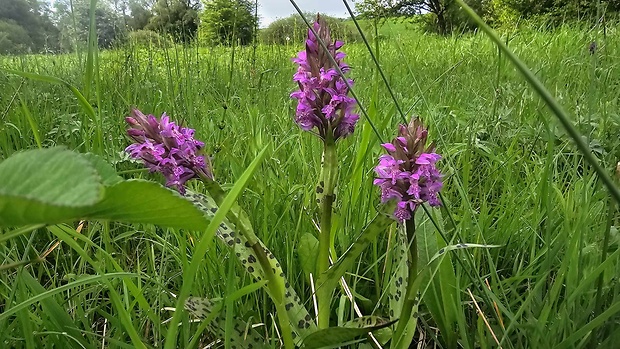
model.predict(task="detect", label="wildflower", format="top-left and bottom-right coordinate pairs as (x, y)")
top-left (373, 118), bottom-right (443, 221)
top-left (125, 108), bottom-right (212, 193)
top-left (290, 14), bottom-right (359, 141)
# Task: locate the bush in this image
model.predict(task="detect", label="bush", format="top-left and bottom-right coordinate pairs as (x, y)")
top-left (199, 0), bottom-right (257, 46)
top-left (260, 13), bottom-right (361, 45)
top-left (127, 29), bottom-right (172, 48)
top-left (0, 19), bottom-right (33, 54)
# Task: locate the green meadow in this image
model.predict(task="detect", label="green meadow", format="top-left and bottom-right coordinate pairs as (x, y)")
top-left (1, 17), bottom-right (620, 348)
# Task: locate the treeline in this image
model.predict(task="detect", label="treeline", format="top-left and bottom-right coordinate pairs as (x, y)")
top-left (0, 0), bottom-right (240, 54)
top-left (356, 0), bottom-right (620, 34)
top-left (2, 0), bottom-right (618, 54)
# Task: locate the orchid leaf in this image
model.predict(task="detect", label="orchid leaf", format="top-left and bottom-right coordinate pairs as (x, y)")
top-left (185, 297), bottom-right (268, 348)
top-left (302, 317), bottom-right (396, 349)
top-left (185, 190), bottom-right (316, 342)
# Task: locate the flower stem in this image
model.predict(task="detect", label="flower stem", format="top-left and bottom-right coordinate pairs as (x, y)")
top-left (252, 243), bottom-right (294, 349)
top-left (392, 219), bottom-right (419, 348)
top-left (317, 135), bottom-right (338, 329)
top-left (200, 177), bottom-right (294, 348)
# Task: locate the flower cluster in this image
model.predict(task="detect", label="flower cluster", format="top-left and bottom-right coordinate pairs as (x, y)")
top-left (125, 109), bottom-right (212, 193)
top-left (290, 14), bottom-right (359, 141)
top-left (374, 118), bottom-right (443, 221)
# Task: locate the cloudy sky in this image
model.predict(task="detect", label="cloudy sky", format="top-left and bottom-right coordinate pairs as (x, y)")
top-left (257, 0), bottom-right (351, 26)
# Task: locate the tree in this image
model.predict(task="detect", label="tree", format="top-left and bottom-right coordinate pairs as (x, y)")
top-left (0, 0), bottom-right (60, 53)
top-left (505, 0), bottom-right (620, 22)
top-left (147, 0), bottom-right (200, 43)
top-left (52, 0), bottom-right (125, 50)
top-left (200, 0), bottom-right (257, 45)
top-left (355, 0), bottom-right (488, 34)
top-left (126, 0), bottom-right (155, 30)
top-left (260, 13), bottom-right (360, 45)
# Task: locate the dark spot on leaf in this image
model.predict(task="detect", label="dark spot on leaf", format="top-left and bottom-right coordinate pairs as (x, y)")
top-left (438, 248), bottom-right (445, 254)
top-left (248, 266), bottom-right (254, 272)
top-left (248, 255), bottom-right (256, 263)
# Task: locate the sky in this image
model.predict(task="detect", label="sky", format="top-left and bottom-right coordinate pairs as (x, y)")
top-left (257, 0), bottom-right (350, 27)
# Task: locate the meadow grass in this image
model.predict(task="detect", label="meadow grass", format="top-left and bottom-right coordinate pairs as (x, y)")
top-left (1, 18), bottom-right (620, 348)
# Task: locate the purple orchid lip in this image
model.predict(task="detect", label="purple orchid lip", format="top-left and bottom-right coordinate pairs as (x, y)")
top-left (290, 14), bottom-right (359, 141)
top-left (125, 108), bottom-right (212, 194)
top-left (374, 118), bottom-right (443, 221)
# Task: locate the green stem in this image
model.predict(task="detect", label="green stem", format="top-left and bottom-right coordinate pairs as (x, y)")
top-left (200, 176), bottom-right (293, 348)
top-left (317, 136), bottom-right (338, 329)
top-left (392, 219), bottom-right (418, 349)
top-left (252, 243), bottom-right (294, 349)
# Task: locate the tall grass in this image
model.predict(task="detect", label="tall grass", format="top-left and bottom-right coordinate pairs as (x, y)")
top-left (1, 16), bottom-right (619, 348)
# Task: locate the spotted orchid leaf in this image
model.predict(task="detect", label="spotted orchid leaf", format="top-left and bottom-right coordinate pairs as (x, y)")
top-left (302, 316), bottom-right (396, 349)
top-left (185, 190), bottom-right (316, 342)
top-left (185, 297), bottom-right (268, 348)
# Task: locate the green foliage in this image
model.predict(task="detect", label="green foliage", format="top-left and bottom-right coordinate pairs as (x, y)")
top-left (0, 0), bottom-right (59, 54)
top-left (260, 13), bottom-right (361, 45)
top-left (126, 0), bottom-right (154, 31)
top-left (505, 0), bottom-right (619, 22)
top-left (147, 0), bottom-right (200, 43)
top-left (199, 0), bottom-right (257, 46)
top-left (127, 29), bottom-right (172, 47)
top-left (0, 147), bottom-right (210, 230)
top-left (302, 317), bottom-right (396, 348)
top-left (0, 19), bottom-right (33, 54)
top-left (52, 0), bottom-right (125, 50)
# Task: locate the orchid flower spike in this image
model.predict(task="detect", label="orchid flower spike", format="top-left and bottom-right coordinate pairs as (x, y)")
top-left (373, 118), bottom-right (443, 221)
top-left (290, 14), bottom-right (359, 141)
top-left (125, 108), bottom-right (212, 194)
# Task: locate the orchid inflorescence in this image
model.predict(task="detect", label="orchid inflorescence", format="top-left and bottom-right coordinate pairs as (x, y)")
top-left (122, 14), bottom-right (444, 347)
top-left (374, 118), bottom-right (443, 221)
top-left (290, 14), bottom-right (359, 141)
top-left (125, 109), bottom-right (212, 194)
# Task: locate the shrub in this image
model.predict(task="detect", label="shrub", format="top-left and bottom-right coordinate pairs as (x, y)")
top-left (127, 29), bottom-right (172, 48)
top-left (260, 13), bottom-right (361, 45)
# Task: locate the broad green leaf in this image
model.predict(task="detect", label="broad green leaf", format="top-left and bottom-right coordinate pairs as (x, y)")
top-left (0, 147), bottom-right (210, 231)
top-left (298, 233), bottom-right (319, 277)
top-left (86, 180), bottom-right (210, 230)
top-left (0, 147), bottom-right (102, 207)
top-left (302, 317), bottom-right (396, 349)
top-left (80, 153), bottom-right (123, 186)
